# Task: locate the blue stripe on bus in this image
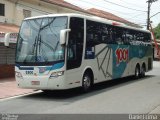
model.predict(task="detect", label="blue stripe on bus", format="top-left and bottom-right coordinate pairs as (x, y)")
top-left (38, 62), bottom-right (64, 73)
top-left (42, 62), bottom-right (64, 71)
top-left (15, 64), bottom-right (34, 70)
top-left (50, 62), bottom-right (64, 70)
top-left (16, 62), bottom-right (64, 72)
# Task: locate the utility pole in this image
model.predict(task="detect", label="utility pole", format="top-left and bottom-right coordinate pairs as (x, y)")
top-left (146, 0), bottom-right (158, 30)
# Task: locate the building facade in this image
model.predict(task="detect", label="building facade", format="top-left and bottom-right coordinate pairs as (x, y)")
top-left (0, 0), bottom-right (91, 26)
top-left (0, 0), bottom-right (92, 78)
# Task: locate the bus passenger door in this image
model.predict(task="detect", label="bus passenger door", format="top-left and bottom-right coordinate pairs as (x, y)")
top-left (66, 17), bottom-right (84, 87)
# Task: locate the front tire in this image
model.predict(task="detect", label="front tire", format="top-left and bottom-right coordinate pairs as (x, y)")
top-left (135, 65), bottom-right (140, 79)
top-left (82, 73), bottom-right (92, 92)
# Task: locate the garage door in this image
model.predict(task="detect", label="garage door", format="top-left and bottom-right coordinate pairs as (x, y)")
top-left (0, 43), bottom-right (7, 64)
top-left (0, 43), bottom-right (16, 65)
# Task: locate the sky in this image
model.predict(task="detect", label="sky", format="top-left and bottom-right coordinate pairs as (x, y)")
top-left (65, 0), bottom-right (160, 28)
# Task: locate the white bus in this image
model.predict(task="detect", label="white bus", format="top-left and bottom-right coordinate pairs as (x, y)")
top-left (13, 14), bottom-right (153, 92)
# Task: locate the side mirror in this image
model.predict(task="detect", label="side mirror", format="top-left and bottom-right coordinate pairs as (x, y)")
top-left (4, 33), bottom-right (10, 47)
top-left (60, 29), bottom-right (71, 45)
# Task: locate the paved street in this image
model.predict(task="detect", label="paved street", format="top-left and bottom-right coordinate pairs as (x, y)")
top-left (0, 61), bottom-right (160, 114)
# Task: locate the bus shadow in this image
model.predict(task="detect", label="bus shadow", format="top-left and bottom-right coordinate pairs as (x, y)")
top-left (92, 75), bottom-right (154, 91)
top-left (23, 75), bottom-right (155, 101)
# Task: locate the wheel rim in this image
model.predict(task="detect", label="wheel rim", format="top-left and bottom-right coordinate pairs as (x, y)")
top-left (83, 75), bottom-right (91, 90)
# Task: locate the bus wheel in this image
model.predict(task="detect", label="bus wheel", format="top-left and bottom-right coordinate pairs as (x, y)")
top-left (140, 65), bottom-right (145, 77)
top-left (82, 73), bottom-right (92, 92)
top-left (135, 65), bottom-right (140, 78)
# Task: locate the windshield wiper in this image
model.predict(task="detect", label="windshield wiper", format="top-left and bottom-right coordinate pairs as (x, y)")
top-left (31, 36), bottom-right (38, 62)
top-left (39, 38), bottom-right (56, 52)
top-left (34, 34), bottom-right (54, 62)
top-left (32, 36), bottom-right (37, 53)
top-left (32, 17), bottom-right (62, 62)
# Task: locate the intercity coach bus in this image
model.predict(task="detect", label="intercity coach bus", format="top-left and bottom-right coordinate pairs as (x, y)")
top-left (12, 14), bottom-right (153, 92)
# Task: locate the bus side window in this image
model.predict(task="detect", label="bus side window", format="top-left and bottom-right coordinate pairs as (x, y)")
top-left (115, 27), bottom-right (124, 45)
top-left (107, 26), bottom-right (114, 44)
top-left (86, 21), bottom-right (113, 45)
top-left (86, 20), bottom-right (99, 46)
top-left (126, 30), bottom-right (134, 45)
top-left (144, 33), bottom-right (151, 42)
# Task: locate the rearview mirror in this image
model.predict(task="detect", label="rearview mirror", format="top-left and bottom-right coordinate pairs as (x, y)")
top-left (60, 29), bottom-right (71, 45)
top-left (4, 33), bottom-right (10, 47)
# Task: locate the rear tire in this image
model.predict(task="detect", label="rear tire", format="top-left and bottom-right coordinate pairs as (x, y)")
top-left (82, 73), bottom-right (92, 92)
top-left (140, 65), bottom-right (145, 77)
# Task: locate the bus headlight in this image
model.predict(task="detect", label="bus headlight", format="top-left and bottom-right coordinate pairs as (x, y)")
top-left (15, 71), bottom-right (23, 79)
top-left (50, 71), bottom-right (64, 78)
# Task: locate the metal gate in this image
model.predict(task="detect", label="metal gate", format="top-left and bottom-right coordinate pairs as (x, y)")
top-left (0, 43), bottom-right (16, 65)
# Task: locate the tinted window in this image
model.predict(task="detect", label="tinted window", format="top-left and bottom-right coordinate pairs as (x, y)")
top-left (86, 20), bottom-right (114, 46)
top-left (113, 27), bottom-right (126, 45)
top-left (135, 31), bottom-right (144, 41)
top-left (86, 20), bottom-right (150, 46)
top-left (126, 29), bottom-right (135, 44)
top-left (67, 17), bottom-right (84, 70)
top-left (144, 33), bottom-right (151, 42)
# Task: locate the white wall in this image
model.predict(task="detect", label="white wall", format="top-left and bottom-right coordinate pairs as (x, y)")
top-left (0, 0), bottom-right (89, 26)
top-left (0, 0), bottom-right (16, 23)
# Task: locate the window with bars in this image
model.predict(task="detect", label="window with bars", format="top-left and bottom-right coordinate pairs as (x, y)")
top-left (0, 3), bottom-right (5, 16)
top-left (23, 9), bottom-right (31, 18)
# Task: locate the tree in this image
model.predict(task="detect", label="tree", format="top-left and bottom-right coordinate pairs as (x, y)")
top-left (154, 23), bottom-right (160, 39)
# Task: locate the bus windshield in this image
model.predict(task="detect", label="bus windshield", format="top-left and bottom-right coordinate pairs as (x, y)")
top-left (16, 16), bottom-right (68, 65)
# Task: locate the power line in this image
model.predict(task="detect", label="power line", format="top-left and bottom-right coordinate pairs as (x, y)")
top-left (150, 14), bottom-right (160, 27)
top-left (128, 18), bottom-right (146, 22)
top-left (77, 0), bottom-right (141, 15)
top-left (103, 0), bottom-right (147, 12)
top-left (127, 13), bottom-right (146, 20)
top-left (119, 0), bottom-right (146, 9)
top-left (66, 0), bottom-right (148, 26)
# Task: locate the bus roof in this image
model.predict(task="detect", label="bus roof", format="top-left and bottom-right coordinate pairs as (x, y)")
top-left (24, 13), bottom-right (150, 33)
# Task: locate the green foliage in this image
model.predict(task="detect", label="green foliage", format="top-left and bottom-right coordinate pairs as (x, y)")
top-left (154, 23), bottom-right (160, 39)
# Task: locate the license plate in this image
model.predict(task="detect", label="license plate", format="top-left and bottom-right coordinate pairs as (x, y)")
top-left (31, 81), bottom-right (40, 85)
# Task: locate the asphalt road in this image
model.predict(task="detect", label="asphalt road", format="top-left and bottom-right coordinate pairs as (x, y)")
top-left (0, 62), bottom-right (160, 114)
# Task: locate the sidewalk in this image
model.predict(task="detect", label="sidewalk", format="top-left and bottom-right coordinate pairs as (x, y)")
top-left (0, 77), bottom-right (34, 99)
top-left (153, 60), bottom-right (160, 67)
